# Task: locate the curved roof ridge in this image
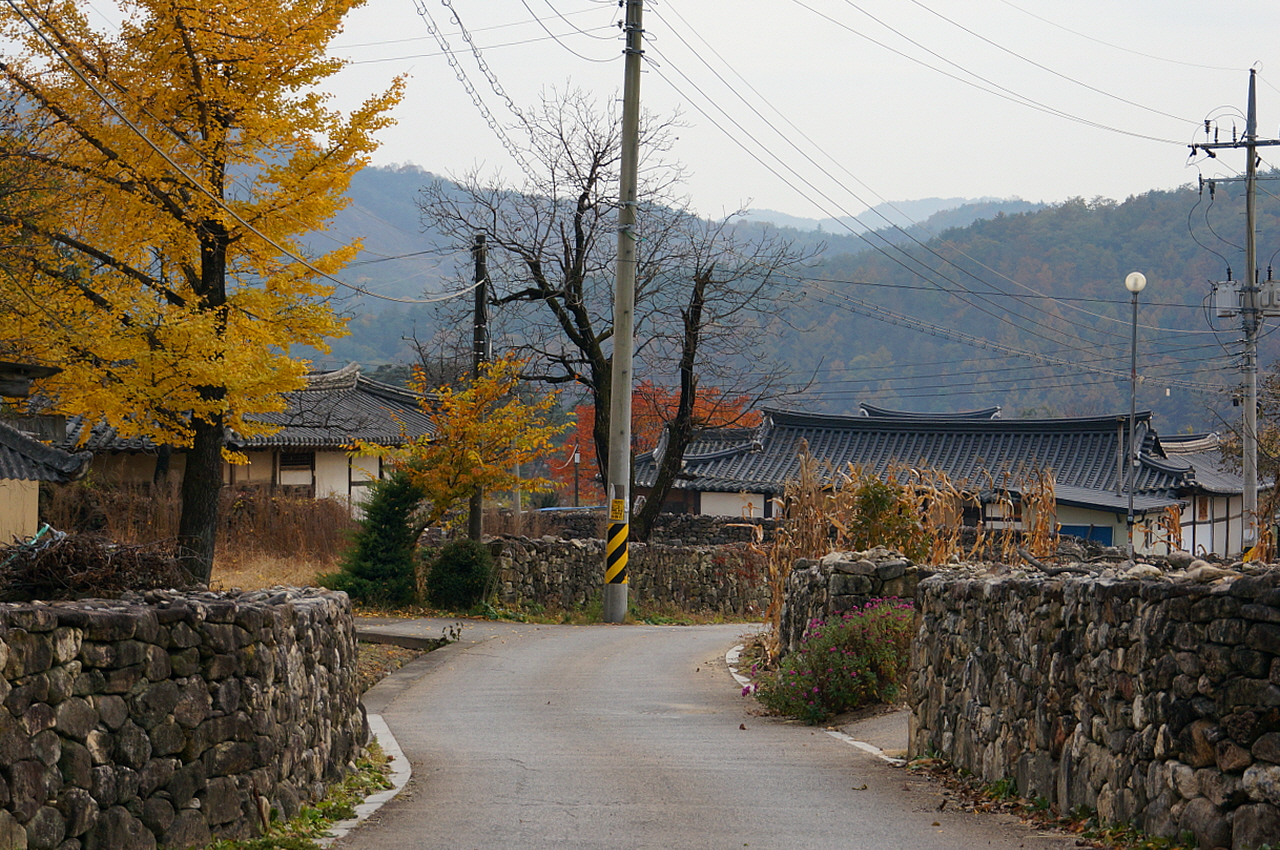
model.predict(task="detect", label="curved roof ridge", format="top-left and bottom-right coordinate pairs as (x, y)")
top-left (304, 362), bottom-right (360, 392)
top-left (1162, 433), bottom-right (1221, 455)
top-left (859, 403), bottom-right (1002, 420)
top-left (764, 407), bottom-right (1153, 432)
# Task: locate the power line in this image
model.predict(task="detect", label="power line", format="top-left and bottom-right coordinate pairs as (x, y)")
top-left (3, 0), bottom-right (476, 306)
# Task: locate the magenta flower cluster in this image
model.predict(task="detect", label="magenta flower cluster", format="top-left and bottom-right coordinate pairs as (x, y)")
top-left (752, 597), bottom-right (914, 725)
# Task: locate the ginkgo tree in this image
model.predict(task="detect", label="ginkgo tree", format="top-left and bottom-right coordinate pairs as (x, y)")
top-left (353, 354), bottom-right (568, 528)
top-left (0, 0), bottom-right (402, 582)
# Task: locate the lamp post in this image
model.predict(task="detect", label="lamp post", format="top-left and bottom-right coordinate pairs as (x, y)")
top-left (1124, 271), bottom-right (1147, 560)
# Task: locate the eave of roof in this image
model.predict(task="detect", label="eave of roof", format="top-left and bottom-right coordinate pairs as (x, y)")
top-left (0, 422), bottom-right (92, 483)
top-left (62, 366), bottom-right (437, 454)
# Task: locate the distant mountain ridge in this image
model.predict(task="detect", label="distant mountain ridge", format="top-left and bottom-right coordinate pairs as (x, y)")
top-left (318, 164), bottom-right (1270, 435)
top-left (745, 196), bottom-right (1044, 234)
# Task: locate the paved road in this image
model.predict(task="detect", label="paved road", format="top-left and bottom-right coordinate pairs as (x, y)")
top-left (340, 619), bottom-right (1075, 850)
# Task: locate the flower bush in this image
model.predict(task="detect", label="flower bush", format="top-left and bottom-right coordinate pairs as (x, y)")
top-left (753, 598), bottom-right (914, 724)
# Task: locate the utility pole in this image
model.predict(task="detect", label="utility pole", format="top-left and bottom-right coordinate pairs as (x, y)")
top-left (469, 233), bottom-right (488, 542)
top-left (604, 0), bottom-right (644, 624)
top-left (1193, 70), bottom-right (1280, 553)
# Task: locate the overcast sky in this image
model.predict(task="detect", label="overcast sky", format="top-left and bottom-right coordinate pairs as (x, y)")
top-left (326, 0), bottom-right (1280, 224)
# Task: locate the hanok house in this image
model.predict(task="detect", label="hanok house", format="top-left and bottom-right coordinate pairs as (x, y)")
top-left (633, 405), bottom-right (1252, 557)
top-left (0, 361), bottom-right (93, 541)
top-left (64, 363), bottom-right (434, 510)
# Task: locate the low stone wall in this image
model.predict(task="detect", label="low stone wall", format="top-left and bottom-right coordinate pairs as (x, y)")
top-left (527, 511), bottom-right (779, 546)
top-left (489, 536), bottom-right (770, 616)
top-left (778, 548), bottom-right (929, 655)
top-left (909, 569), bottom-right (1280, 850)
top-left (0, 588), bottom-right (364, 849)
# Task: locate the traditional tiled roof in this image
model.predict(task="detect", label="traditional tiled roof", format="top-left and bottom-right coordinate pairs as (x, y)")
top-left (635, 407), bottom-right (1208, 514)
top-left (0, 422), bottom-right (92, 483)
top-left (1161, 433), bottom-right (1245, 495)
top-left (64, 364), bottom-right (435, 453)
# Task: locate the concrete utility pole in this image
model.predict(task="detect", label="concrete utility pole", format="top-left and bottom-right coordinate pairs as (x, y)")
top-left (1193, 70), bottom-right (1280, 553)
top-left (469, 233), bottom-right (488, 542)
top-left (604, 0), bottom-right (644, 624)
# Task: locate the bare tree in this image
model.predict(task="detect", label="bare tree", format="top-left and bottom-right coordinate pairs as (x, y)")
top-left (418, 88), bottom-right (814, 538)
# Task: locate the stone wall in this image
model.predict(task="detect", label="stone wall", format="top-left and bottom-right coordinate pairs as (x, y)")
top-left (909, 569), bottom-right (1280, 850)
top-left (0, 588), bottom-right (364, 850)
top-left (778, 548), bottom-right (929, 655)
top-left (489, 536), bottom-right (770, 617)
top-left (527, 511), bottom-right (779, 547)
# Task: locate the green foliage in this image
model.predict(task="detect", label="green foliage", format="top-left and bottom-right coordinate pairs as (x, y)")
top-left (753, 599), bottom-right (915, 724)
top-left (423, 538), bottom-right (493, 611)
top-left (844, 476), bottom-right (929, 561)
top-left (321, 473), bottom-right (424, 607)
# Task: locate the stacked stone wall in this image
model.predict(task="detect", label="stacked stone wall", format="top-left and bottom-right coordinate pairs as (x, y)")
top-left (909, 571), bottom-right (1280, 850)
top-left (489, 536), bottom-right (770, 616)
top-left (0, 588), bottom-right (364, 849)
top-left (526, 511), bottom-right (779, 546)
top-left (778, 548), bottom-right (929, 655)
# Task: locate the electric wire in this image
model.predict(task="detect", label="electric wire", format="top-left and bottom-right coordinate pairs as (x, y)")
top-left (897, 0), bottom-right (1198, 124)
top-left (338, 26), bottom-right (619, 66)
top-left (513, 0), bottom-right (616, 62)
top-left (334, 5), bottom-right (604, 49)
top-left (992, 0), bottom-right (1241, 73)
top-left (654, 3), bottom-right (1204, 336)
top-left (803, 280), bottom-right (1227, 390)
top-left (409, 0), bottom-right (537, 176)
top-left (4, 0), bottom-right (479, 306)
top-left (785, 0), bottom-right (1185, 145)
top-left (645, 46), bottom-right (1136, 354)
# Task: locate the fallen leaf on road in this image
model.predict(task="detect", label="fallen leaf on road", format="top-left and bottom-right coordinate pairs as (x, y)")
top-left (739, 723), bottom-right (746, 730)
top-left (851, 784), bottom-right (867, 791)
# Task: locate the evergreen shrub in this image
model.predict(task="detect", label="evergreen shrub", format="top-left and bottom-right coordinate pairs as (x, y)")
top-left (320, 472), bottom-right (423, 607)
top-left (423, 538), bottom-right (493, 611)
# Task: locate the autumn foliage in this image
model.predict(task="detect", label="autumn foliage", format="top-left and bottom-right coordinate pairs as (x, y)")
top-left (0, 0), bottom-right (402, 580)
top-left (355, 355), bottom-right (568, 527)
top-left (551, 381), bottom-right (760, 504)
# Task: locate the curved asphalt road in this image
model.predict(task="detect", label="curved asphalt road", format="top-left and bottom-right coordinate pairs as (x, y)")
top-left (340, 619), bottom-right (1076, 850)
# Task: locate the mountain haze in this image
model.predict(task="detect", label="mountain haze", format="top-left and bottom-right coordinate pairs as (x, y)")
top-left (318, 165), bottom-right (1276, 434)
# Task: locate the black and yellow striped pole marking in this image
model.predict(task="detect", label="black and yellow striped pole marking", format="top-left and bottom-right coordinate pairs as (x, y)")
top-left (606, 498), bottom-right (629, 586)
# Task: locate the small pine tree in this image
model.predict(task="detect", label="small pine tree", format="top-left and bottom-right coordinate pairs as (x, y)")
top-left (321, 472), bottom-right (424, 607)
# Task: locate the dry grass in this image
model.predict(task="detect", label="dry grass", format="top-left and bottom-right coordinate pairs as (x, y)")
top-left (210, 552), bottom-right (333, 592)
top-left (45, 482), bottom-right (356, 591)
top-left (759, 443), bottom-right (1062, 662)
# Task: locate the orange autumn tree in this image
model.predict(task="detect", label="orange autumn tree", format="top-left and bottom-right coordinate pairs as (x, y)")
top-left (553, 380), bottom-right (761, 507)
top-left (357, 355), bottom-right (568, 528)
top-left (0, 0), bottom-right (402, 582)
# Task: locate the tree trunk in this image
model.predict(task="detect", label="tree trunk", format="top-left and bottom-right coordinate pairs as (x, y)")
top-left (591, 360), bottom-right (611, 493)
top-left (177, 410), bottom-right (224, 585)
top-left (634, 270), bottom-right (709, 541)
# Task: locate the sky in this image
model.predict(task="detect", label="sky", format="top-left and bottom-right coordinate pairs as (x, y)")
top-left (325, 0), bottom-right (1280, 225)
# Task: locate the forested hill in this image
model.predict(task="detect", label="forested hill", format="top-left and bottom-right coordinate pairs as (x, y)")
top-left (320, 164), bottom-right (1280, 434)
top-left (778, 181), bottom-right (1280, 433)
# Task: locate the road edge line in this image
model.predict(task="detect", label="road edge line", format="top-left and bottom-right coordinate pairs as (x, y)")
top-left (725, 644), bottom-right (906, 767)
top-left (318, 713), bottom-right (412, 847)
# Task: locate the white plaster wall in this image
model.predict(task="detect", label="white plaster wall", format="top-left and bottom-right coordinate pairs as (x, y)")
top-left (1178, 494), bottom-right (1243, 557)
top-left (699, 491), bottom-right (766, 519)
top-left (313, 451), bottom-right (350, 499)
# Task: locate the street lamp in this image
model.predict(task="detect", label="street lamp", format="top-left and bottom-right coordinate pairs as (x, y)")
top-left (1124, 271), bottom-right (1147, 560)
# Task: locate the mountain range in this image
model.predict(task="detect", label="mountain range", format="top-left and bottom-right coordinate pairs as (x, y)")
top-left (313, 164), bottom-right (1280, 435)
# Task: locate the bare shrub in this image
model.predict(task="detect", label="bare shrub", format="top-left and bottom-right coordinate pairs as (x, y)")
top-left (45, 481), bottom-right (356, 565)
